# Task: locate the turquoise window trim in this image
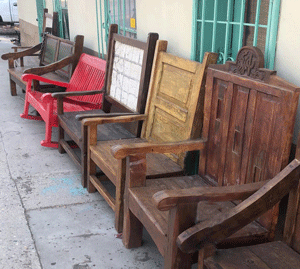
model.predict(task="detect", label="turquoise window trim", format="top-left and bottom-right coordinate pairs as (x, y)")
top-left (191, 0), bottom-right (281, 69)
top-left (36, 0), bottom-right (46, 41)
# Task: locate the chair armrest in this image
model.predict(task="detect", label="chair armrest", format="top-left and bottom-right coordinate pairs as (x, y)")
top-left (2, 43), bottom-right (42, 60)
top-left (23, 55), bottom-right (74, 76)
top-left (21, 74), bottom-right (69, 88)
top-left (153, 181), bottom-right (268, 211)
top-left (82, 114), bottom-right (147, 126)
top-left (52, 89), bottom-right (104, 99)
top-left (112, 139), bottom-right (206, 159)
top-left (177, 159), bottom-right (300, 254)
top-left (76, 112), bottom-right (139, 121)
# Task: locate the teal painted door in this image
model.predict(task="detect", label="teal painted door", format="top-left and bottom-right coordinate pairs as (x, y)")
top-left (192, 0), bottom-right (281, 69)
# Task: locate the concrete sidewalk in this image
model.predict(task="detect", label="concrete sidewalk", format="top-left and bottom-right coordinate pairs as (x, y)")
top-left (0, 36), bottom-right (163, 269)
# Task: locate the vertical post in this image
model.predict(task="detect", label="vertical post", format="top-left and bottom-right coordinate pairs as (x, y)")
top-left (238, 0), bottom-right (246, 48)
top-left (117, 0), bottom-right (121, 34)
top-left (113, 0), bottom-right (116, 23)
top-left (122, 0), bottom-right (126, 36)
top-left (95, 0), bottom-right (101, 58)
top-left (224, 0), bottom-right (233, 64)
top-left (253, 0), bottom-right (262, 47)
top-left (199, 0), bottom-right (206, 63)
top-left (211, 0), bottom-right (218, 52)
top-left (266, 0), bottom-right (281, 69)
top-left (190, 0), bottom-right (199, 61)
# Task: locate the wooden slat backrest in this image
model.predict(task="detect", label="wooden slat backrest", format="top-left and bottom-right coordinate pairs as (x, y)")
top-left (141, 42), bottom-right (218, 167)
top-left (55, 41), bottom-right (74, 77)
top-left (199, 46), bottom-right (300, 233)
top-left (39, 34), bottom-right (83, 79)
top-left (66, 53), bottom-right (106, 104)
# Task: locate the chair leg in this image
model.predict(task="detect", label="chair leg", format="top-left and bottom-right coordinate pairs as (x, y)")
top-left (10, 79), bottom-right (17, 96)
top-left (20, 94), bottom-right (42, 121)
top-left (122, 205), bottom-right (143, 249)
top-left (41, 122), bottom-right (58, 148)
top-left (58, 125), bottom-right (66, 154)
top-left (163, 204), bottom-right (197, 269)
top-left (115, 159), bottom-right (126, 233)
top-left (87, 158), bottom-right (97, 193)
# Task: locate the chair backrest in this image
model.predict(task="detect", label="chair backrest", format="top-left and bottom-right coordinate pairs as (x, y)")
top-left (42, 8), bottom-right (59, 36)
top-left (66, 53), bottom-right (106, 104)
top-left (141, 40), bottom-right (218, 167)
top-left (39, 34), bottom-right (84, 79)
top-left (199, 46), bottom-right (300, 234)
top-left (102, 24), bottom-right (158, 135)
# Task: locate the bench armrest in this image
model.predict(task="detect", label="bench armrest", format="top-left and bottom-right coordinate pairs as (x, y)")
top-left (2, 43), bottom-right (42, 60)
top-left (76, 112), bottom-right (138, 121)
top-left (112, 139), bottom-right (206, 159)
top-left (52, 89), bottom-right (104, 99)
top-left (82, 114), bottom-right (147, 126)
top-left (153, 181), bottom-right (268, 211)
top-left (177, 159), bottom-right (300, 253)
top-left (21, 74), bottom-right (69, 88)
top-left (23, 55), bottom-right (74, 76)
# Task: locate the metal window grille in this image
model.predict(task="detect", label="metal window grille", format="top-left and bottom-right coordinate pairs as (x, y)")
top-left (191, 0), bottom-right (281, 69)
top-left (95, 0), bottom-right (137, 59)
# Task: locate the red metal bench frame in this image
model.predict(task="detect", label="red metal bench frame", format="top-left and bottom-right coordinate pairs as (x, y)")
top-left (20, 53), bottom-right (106, 148)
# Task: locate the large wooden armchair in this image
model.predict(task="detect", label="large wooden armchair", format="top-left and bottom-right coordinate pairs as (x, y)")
top-left (111, 47), bottom-right (300, 268)
top-left (178, 136), bottom-right (300, 269)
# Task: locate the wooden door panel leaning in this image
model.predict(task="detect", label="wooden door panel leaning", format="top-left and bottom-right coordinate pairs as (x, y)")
top-left (57, 24), bottom-right (159, 188)
top-left (2, 27), bottom-right (83, 96)
top-left (20, 53), bottom-right (106, 148)
top-left (111, 46), bottom-right (300, 268)
top-left (178, 134), bottom-right (300, 269)
top-left (83, 40), bottom-right (218, 233)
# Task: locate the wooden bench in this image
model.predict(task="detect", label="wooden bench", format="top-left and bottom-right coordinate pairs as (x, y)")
top-left (20, 53), bottom-right (106, 148)
top-left (178, 135), bottom-right (300, 269)
top-left (57, 24), bottom-right (159, 186)
top-left (1, 33), bottom-right (84, 96)
top-left (83, 40), bottom-right (218, 233)
top-left (111, 46), bottom-right (300, 268)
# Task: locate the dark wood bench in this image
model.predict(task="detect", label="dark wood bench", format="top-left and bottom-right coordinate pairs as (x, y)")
top-left (111, 46), bottom-right (300, 268)
top-left (83, 39), bottom-right (218, 233)
top-left (1, 33), bottom-right (84, 96)
top-left (178, 135), bottom-right (300, 269)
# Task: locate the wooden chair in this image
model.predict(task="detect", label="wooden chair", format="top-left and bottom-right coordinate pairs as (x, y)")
top-left (110, 47), bottom-right (300, 268)
top-left (1, 33), bottom-right (84, 96)
top-left (177, 136), bottom-right (300, 269)
top-left (83, 40), bottom-right (218, 233)
top-left (57, 24), bottom-right (159, 186)
top-left (20, 53), bottom-right (106, 148)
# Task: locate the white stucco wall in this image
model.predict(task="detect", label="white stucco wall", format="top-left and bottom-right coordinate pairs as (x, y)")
top-left (275, 0), bottom-right (300, 142)
top-left (67, 0), bottom-right (98, 52)
top-left (136, 0), bottom-right (193, 59)
top-left (18, 0), bottom-right (38, 26)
